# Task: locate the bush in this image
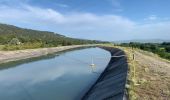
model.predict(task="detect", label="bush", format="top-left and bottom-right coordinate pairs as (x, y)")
top-left (9, 38), bottom-right (21, 45)
top-left (165, 46), bottom-right (170, 53)
top-left (3, 42), bottom-right (43, 50)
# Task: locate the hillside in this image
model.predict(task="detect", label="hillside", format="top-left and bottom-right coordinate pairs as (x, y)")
top-left (0, 23), bottom-right (103, 50)
top-left (113, 39), bottom-right (170, 43)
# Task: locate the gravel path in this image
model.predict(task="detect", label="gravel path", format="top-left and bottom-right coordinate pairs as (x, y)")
top-left (135, 50), bottom-right (170, 76)
top-left (132, 49), bottom-right (170, 100)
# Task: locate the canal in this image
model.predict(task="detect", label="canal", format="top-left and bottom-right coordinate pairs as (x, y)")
top-left (0, 47), bottom-right (111, 100)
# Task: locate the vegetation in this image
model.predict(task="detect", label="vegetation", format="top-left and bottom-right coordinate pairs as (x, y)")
top-left (0, 23), bottom-right (107, 50)
top-left (119, 42), bottom-right (170, 60)
top-left (0, 45), bottom-right (4, 50)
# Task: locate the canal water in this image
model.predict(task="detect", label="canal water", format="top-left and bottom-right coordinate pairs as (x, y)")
top-left (0, 47), bottom-right (111, 100)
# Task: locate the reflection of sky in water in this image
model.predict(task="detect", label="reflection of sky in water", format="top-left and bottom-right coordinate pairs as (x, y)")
top-left (0, 47), bottom-right (111, 100)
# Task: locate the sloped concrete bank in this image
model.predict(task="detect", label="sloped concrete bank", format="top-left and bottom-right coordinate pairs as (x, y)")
top-left (0, 45), bottom-right (93, 64)
top-left (82, 47), bottom-right (128, 100)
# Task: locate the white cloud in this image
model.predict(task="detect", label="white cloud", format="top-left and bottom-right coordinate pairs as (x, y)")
top-left (144, 15), bottom-right (157, 21)
top-left (149, 15), bottom-right (157, 20)
top-left (132, 21), bottom-right (170, 39)
top-left (0, 4), bottom-right (169, 41)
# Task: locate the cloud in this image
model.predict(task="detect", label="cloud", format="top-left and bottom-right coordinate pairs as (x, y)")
top-left (0, 3), bottom-right (169, 41)
top-left (148, 15), bottom-right (157, 20)
top-left (0, 4), bottom-right (134, 40)
top-left (132, 21), bottom-right (170, 39)
top-left (144, 15), bottom-right (157, 21)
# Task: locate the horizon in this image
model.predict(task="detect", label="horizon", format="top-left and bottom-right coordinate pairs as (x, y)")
top-left (0, 0), bottom-right (170, 41)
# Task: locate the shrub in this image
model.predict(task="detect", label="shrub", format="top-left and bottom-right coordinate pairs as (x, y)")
top-left (9, 38), bottom-right (21, 45)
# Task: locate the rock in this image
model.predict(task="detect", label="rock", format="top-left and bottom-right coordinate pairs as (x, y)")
top-left (144, 68), bottom-right (149, 72)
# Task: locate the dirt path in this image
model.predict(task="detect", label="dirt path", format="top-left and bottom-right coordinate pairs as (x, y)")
top-left (132, 49), bottom-right (170, 100)
top-left (135, 50), bottom-right (170, 76)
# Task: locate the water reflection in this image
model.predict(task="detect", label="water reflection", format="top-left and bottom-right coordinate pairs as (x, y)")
top-left (0, 47), bottom-right (111, 100)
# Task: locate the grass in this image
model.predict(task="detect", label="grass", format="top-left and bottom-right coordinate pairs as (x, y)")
top-left (0, 45), bottom-right (5, 50)
top-left (1, 42), bottom-right (47, 51)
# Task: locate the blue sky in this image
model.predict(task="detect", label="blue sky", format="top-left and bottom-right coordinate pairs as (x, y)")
top-left (0, 0), bottom-right (170, 41)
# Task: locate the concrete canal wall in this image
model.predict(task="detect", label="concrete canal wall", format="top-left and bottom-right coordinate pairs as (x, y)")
top-left (0, 45), bottom-right (93, 64)
top-left (82, 47), bottom-right (128, 100)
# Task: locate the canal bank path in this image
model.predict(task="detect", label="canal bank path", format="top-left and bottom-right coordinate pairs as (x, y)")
top-left (0, 45), bottom-right (93, 64)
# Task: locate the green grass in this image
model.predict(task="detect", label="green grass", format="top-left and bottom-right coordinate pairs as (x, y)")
top-left (0, 45), bottom-right (5, 50)
top-left (2, 42), bottom-right (45, 51)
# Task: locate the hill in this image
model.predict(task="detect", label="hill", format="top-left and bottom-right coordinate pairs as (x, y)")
top-left (113, 39), bottom-right (170, 44)
top-left (0, 23), bottom-right (104, 50)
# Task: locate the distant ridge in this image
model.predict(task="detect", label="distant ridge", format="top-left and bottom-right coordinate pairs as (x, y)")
top-left (113, 39), bottom-right (170, 43)
top-left (0, 23), bottom-right (104, 46)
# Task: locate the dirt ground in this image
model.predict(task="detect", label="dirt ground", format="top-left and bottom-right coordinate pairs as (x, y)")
top-left (126, 48), bottom-right (170, 100)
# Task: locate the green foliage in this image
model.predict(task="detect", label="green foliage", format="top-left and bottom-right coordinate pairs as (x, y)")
top-left (0, 23), bottom-right (108, 50)
top-left (120, 42), bottom-right (170, 60)
top-left (9, 38), bottom-right (21, 45)
top-left (0, 45), bottom-right (4, 50)
top-left (165, 46), bottom-right (170, 53)
top-left (3, 42), bottom-right (44, 50)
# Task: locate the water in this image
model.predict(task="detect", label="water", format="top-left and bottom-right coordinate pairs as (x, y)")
top-left (0, 47), bottom-right (111, 100)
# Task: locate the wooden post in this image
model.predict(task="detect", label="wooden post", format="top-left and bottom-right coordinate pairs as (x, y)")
top-left (132, 46), bottom-right (136, 83)
top-left (132, 46), bottom-right (135, 60)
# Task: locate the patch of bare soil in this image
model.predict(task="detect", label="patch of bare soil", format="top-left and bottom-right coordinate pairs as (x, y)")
top-left (133, 49), bottom-right (170, 100)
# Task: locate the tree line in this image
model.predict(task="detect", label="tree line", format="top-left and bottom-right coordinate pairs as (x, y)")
top-left (119, 42), bottom-right (170, 60)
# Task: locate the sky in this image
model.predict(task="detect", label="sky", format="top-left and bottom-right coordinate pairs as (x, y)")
top-left (0, 0), bottom-right (170, 41)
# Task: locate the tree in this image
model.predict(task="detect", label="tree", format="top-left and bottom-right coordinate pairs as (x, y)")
top-left (62, 40), bottom-right (67, 46)
top-left (165, 46), bottom-right (170, 53)
top-left (140, 45), bottom-right (145, 50)
top-left (162, 42), bottom-right (170, 45)
top-left (9, 38), bottom-right (21, 45)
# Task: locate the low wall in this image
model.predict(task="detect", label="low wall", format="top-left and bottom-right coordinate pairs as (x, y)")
top-left (82, 47), bottom-right (128, 100)
top-left (0, 45), bottom-right (93, 64)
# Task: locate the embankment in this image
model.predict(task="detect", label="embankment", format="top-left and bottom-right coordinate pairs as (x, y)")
top-left (82, 47), bottom-right (128, 100)
top-left (0, 45), bottom-right (93, 64)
